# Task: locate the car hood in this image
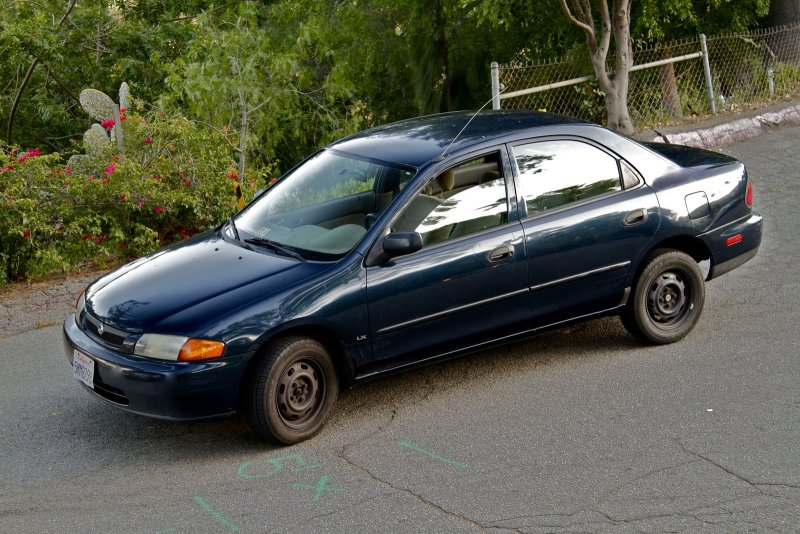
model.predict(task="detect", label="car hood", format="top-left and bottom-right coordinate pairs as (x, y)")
top-left (86, 231), bottom-right (319, 332)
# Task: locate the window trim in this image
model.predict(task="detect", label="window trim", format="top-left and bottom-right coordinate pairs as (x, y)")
top-left (508, 135), bottom-right (639, 221)
top-left (383, 148), bottom-right (516, 253)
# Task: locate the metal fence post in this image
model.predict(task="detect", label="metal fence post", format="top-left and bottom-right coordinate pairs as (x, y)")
top-left (768, 68), bottom-right (775, 98)
top-left (700, 34), bottom-right (717, 114)
top-left (491, 61), bottom-right (501, 110)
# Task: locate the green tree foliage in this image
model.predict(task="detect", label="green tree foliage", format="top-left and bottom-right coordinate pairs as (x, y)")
top-left (635, 0), bottom-right (769, 41)
top-left (0, 0), bottom-right (207, 153)
top-left (162, 1), bottom-right (367, 175)
top-left (0, 0), bottom-right (781, 283)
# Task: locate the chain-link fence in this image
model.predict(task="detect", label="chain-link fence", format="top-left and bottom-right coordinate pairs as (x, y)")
top-left (493, 24), bottom-right (800, 129)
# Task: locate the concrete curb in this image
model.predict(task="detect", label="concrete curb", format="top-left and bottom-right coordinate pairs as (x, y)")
top-left (638, 102), bottom-right (800, 149)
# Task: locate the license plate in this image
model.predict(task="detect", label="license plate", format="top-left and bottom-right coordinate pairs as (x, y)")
top-left (72, 350), bottom-right (95, 389)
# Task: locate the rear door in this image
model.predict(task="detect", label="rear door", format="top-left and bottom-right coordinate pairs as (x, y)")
top-left (511, 137), bottom-right (661, 326)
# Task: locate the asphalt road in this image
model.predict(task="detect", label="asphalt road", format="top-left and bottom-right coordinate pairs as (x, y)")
top-left (1, 126), bottom-right (799, 534)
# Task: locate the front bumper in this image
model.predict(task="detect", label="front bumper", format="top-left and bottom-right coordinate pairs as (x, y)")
top-left (63, 314), bottom-right (254, 421)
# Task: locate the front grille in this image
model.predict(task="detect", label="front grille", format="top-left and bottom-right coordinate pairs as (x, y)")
top-left (85, 320), bottom-right (126, 345)
top-left (81, 311), bottom-right (135, 352)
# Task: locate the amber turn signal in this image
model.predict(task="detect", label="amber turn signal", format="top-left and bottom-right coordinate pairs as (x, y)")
top-left (178, 339), bottom-right (225, 361)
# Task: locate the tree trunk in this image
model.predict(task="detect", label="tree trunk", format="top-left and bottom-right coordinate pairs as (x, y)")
top-left (559, 0), bottom-right (635, 133)
top-left (433, 0), bottom-right (452, 112)
top-left (605, 84), bottom-right (634, 133)
top-left (609, 1), bottom-right (634, 134)
top-left (768, 0), bottom-right (800, 63)
top-left (660, 63), bottom-right (682, 119)
top-left (767, 0), bottom-right (800, 26)
top-left (659, 42), bottom-right (682, 119)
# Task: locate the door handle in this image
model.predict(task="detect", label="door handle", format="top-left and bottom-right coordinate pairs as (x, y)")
top-left (623, 209), bottom-right (647, 226)
top-left (488, 244), bottom-right (514, 262)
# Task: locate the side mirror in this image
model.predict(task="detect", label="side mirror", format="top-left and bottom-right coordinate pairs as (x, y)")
top-left (383, 232), bottom-right (423, 258)
top-left (364, 231), bottom-right (423, 267)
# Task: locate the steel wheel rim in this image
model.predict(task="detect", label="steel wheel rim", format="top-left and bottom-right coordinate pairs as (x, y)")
top-left (276, 358), bottom-right (326, 429)
top-left (646, 270), bottom-right (691, 327)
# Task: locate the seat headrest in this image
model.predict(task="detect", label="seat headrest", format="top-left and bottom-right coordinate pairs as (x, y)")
top-left (481, 170), bottom-right (500, 183)
top-left (437, 169), bottom-right (455, 192)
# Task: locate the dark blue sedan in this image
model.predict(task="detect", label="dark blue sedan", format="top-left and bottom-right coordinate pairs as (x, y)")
top-left (63, 111), bottom-right (762, 444)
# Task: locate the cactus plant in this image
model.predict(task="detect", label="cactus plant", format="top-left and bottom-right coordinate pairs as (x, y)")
top-left (72, 83), bottom-right (129, 165)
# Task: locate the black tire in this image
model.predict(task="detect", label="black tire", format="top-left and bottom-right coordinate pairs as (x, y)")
top-left (622, 249), bottom-right (706, 344)
top-left (246, 337), bottom-right (338, 444)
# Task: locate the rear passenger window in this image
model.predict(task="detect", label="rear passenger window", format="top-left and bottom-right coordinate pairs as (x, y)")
top-left (513, 140), bottom-right (622, 216)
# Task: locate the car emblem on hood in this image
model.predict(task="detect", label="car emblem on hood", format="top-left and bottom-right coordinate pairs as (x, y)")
top-left (97, 323), bottom-right (104, 335)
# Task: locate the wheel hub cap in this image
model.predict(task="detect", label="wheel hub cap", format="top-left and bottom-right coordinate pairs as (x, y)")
top-left (648, 272), bottom-right (688, 322)
top-left (278, 361), bottom-right (322, 422)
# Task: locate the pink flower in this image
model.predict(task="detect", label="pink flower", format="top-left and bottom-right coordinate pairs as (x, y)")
top-left (19, 148), bottom-right (40, 163)
top-left (101, 178), bottom-right (108, 185)
top-left (100, 119), bottom-right (115, 129)
top-left (119, 194), bottom-right (127, 202)
top-left (153, 175), bottom-right (161, 182)
top-left (137, 201), bottom-right (144, 208)
top-left (154, 206), bottom-right (164, 214)
top-left (105, 163), bottom-right (116, 175)
top-left (144, 137), bottom-right (152, 144)
top-left (23, 230), bottom-right (31, 239)
top-left (65, 166), bottom-right (72, 174)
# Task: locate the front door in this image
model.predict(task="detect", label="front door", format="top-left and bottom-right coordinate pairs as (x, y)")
top-left (364, 151), bottom-right (529, 374)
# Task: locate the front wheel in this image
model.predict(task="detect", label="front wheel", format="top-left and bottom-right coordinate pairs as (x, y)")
top-left (246, 337), bottom-right (338, 444)
top-left (622, 249), bottom-right (706, 344)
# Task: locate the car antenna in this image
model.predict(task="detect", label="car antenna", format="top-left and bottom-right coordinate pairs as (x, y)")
top-left (435, 86), bottom-right (510, 162)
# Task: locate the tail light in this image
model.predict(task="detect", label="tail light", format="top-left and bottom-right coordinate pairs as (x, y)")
top-left (745, 179), bottom-right (753, 207)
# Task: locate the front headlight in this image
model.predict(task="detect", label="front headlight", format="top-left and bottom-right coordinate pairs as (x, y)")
top-left (75, 291), bottom-right (86, 320)
top-left (134, 334), bottom-right (225, 362)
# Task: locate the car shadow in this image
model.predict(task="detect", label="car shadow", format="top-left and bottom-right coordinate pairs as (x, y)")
top-left (51, 316), bottom-right (640, 459)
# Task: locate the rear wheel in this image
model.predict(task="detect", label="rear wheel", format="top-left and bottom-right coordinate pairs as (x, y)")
top-left (622, 249), bottom-right (705, 344)
top-left (246, 337), bottom-right (338, 444)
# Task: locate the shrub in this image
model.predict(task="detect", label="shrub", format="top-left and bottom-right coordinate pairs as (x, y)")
top-left (0, 106), bottom-right (267, 283)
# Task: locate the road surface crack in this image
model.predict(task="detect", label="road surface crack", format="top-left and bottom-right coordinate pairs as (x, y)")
top-left (674, 438), bottom-right (764, 493)
top-left (312, 443), bottom-right (511, 532)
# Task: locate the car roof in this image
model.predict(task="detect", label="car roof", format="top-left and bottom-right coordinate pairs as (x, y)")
top-left (329, 110), bottom-right (588, 168)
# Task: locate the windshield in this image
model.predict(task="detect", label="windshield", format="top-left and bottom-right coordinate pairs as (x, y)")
top-left (234, 150), bottom-right (415, 260)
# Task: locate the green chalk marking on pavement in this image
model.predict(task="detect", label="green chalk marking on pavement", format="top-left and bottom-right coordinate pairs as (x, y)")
top-left (398, 440), bottom-right (468, 469)
top-left (237, 452), bottom-right (321, 479)
top-left (291, 474), bottom-right (343, 502)
top-left (153, 529), bottom-right (176, 534)
top-left (193, 495), bottom-right (240, 532)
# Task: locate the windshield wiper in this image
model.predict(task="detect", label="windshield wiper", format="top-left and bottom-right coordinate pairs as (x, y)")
top-left (244, 238), bottom-right (307, 262)
top-left (227, 217), bottom-right (240, 241)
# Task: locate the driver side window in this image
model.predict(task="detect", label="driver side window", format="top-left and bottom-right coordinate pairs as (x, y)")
top-left (393, 154), bottom-right (509, 247)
